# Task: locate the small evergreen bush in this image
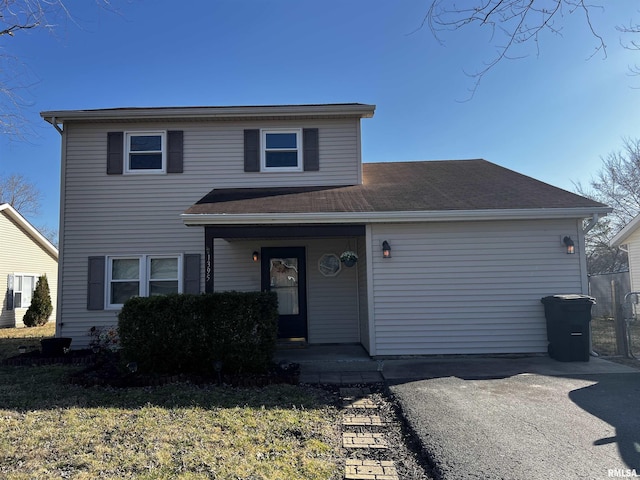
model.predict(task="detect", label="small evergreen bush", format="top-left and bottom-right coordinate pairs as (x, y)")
top-left (23, 274), bottom-right (53, 327)
top-left (118, 292), bottom-right (278, 375)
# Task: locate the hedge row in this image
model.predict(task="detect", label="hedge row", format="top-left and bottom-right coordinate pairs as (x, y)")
top-left (117, 292), bottom-right (279, 375)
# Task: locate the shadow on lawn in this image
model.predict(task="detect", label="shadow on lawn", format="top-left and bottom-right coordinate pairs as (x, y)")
top-left (0, 360), bottom-right (332, 412)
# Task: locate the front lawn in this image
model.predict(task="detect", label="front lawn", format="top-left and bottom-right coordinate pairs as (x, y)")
top-left (0, 322), bottom-right (55, 361)
top-left (0, 327), bottom-right (342, 479)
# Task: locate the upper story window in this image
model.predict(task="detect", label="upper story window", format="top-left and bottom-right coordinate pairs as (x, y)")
top-left (125, 131), bottom-right (166, 173)
top-left (261, 129), bottom-right (303, 172)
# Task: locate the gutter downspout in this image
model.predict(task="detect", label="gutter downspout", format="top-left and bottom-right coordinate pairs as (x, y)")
top-left (49, 117), bottom-right (63, 135)
top-left (582, 213), bottom-right (600, 234)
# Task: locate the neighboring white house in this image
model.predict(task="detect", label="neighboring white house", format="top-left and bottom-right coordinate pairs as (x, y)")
top-left (41, 104), bottom-right (610, 356)
top-left (610, 213), bottom-right (640, 294)
top-left (1, 203), bottom-right (58, 328)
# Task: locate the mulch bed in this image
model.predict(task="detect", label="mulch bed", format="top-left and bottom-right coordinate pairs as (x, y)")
top-left (3, 349), bottom-right (96, 367)
top-left (3, 349), bottom-right (301, 388)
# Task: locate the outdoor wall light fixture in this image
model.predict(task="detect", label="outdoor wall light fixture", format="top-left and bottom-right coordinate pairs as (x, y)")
top-left (382, 241), bottom-right (391, 258)
top-left (252, 251), bottom-right (260, 262)
top-left (563, 236), bottom-right (575, 254)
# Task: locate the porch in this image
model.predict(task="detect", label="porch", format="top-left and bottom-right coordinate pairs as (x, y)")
top-left (203, 224), bottom-right (371, 351)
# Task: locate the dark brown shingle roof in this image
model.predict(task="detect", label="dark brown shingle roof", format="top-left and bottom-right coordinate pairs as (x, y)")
top-left (185, 160), bottom-right (606, 216)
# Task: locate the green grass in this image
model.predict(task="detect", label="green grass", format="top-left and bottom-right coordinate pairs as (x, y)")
top-left (0, 327), bottom-right (342, 479)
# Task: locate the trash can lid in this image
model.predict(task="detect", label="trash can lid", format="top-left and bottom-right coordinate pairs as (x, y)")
top-left (541, 294), bottom-right (596, 304)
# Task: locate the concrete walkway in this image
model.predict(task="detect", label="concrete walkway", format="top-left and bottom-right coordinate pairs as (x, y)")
top-left (274, 344), bottom-right (638, 384)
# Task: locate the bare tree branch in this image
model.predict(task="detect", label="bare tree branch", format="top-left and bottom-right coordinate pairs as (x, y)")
top-left (0, 0), bottom-right (121, 139)
top-left (574, 138), bottom-right (640, 273)
top-left (0, 173), bottom-right (41, 215)
top-left (421, 1), bottom-right (610, 97)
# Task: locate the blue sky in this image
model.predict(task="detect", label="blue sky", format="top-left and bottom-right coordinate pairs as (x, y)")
top-left (1, 0), bottom-right (640, 234)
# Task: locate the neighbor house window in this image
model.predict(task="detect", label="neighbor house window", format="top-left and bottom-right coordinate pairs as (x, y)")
top-left (12, 274), bottom-right (37, 308)
top-left (125, 131), bottom-right (166, 173)
top-left (107, 255), bottom-right (182, 308)
top-left (261, 129), bottom-right (302, 171)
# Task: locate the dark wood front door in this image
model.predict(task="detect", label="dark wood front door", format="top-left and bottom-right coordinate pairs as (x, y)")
top-left (261, 247), bottom-right (307, 339)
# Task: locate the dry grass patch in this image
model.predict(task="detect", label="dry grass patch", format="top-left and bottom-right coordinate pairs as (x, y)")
top-left (0, 363), bottom-right (341, 479)
top-left (0, 323), bottom-right (55, 361)
top-left (592, 316), bottom-right (640, 358)
top-left (0, 325), bottom-right (343, 478)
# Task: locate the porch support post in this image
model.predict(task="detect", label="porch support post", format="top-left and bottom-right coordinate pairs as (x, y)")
top-left (365, 224), bottom-right (377, 356)
top-left (205, 227), bottom-right (215, 293)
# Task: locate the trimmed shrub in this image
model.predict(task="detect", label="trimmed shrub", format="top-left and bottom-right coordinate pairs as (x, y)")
top-left (23, 274), bottom-right (53, 327)
top-left (117, 292), bottom-right (278, 375)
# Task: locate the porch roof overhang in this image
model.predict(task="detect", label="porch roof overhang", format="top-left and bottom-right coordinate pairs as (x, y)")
top-left (182, 160), bottom-right (611, 227)
top-left (183, 207), bottom-right (612, 227)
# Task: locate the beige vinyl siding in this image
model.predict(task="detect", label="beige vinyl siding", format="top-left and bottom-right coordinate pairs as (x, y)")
top-left (306, 239), bottom-right (359, 343)
top-left (59, 118), bottom-right (362, 347)
top-left (213, 238), bottom-right (359, 344)
top-left (626, 229), bottom-right (640, 293)
top-left (0, 213), bottom-right (58, 328)
top-left (369, 219), bottom-right (585, 356)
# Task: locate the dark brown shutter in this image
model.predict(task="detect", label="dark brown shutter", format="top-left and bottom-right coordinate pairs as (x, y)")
top-left (87, 256), bottom-right (106, 310)
top-left (107, 132), bottom-right (124, 175)
top-left (303, 128), bottom-right (319, 171)
top-left (183, 254), bottom-right (201, 294)
top-left (167, 130), bottom-right (184, 173)
top-left (244, 129), bottom-right (260, 172)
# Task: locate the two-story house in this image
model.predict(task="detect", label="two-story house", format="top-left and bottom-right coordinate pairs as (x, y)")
top-left (41, 103), bottom-right (610, 356)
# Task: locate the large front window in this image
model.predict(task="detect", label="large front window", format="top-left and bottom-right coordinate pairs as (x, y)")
top-left (107, 255), bottom-right (181, 308)
top-left (261, 129), bottom-right (302, 171)
top-left (125, 132), bottom-right (166, 173)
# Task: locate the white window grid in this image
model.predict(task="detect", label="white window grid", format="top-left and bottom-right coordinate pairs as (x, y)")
top-left (260, 128), bottom-right (303, 172)
top-left (124, 131), bottom-right (167, 174)
top-left (106, 254), bottom-right (183, 309)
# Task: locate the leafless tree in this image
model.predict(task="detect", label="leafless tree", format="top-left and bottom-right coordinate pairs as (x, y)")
top-left (0, 173), bottom-right (41, 215)
top-left (0, 0), bottom-right (118, 138)
top-left (422, 1), bottom-right (639, 96)
top-left (574, 138), bottom-right (640, 274)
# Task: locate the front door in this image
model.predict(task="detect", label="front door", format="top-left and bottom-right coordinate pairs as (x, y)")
top-left (261, 247), bottom-right (307, 339)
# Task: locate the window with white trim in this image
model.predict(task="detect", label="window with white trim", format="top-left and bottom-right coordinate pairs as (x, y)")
top-left (261, 129), bottom-right (302, 171)
top-left (10, 274), bottom-right (37, 308)
top-left (107, 255), bottom-right (182, 308)
top-left (125, 131), bottom-right (166, 173)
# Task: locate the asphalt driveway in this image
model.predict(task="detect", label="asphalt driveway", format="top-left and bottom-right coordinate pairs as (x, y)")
top-left (383, 357), bottom-right (640, 480)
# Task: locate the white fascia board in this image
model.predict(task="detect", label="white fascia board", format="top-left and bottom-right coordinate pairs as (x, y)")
top-left (610, 212), bottom-right (640, 247)
top-left (182, 207), bottom-right (612, 226)
top-left (41, 104), bottom-right (376, 123)
top-left (0, 203), bottom-right (59, 258)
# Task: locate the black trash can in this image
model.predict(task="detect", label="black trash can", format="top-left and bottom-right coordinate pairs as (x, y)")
top-left (541, 295), bottom-right (596, 362)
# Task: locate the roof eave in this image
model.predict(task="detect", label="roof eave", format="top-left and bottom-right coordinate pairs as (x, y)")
top-left (0, 204), bottom-right (58, 259)
top-left (182, 207), bottom-right (612, 226)
top-left (610, 212), bottom-right (640, 247)
top-left (41, 103), bottom-right (376, 124)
